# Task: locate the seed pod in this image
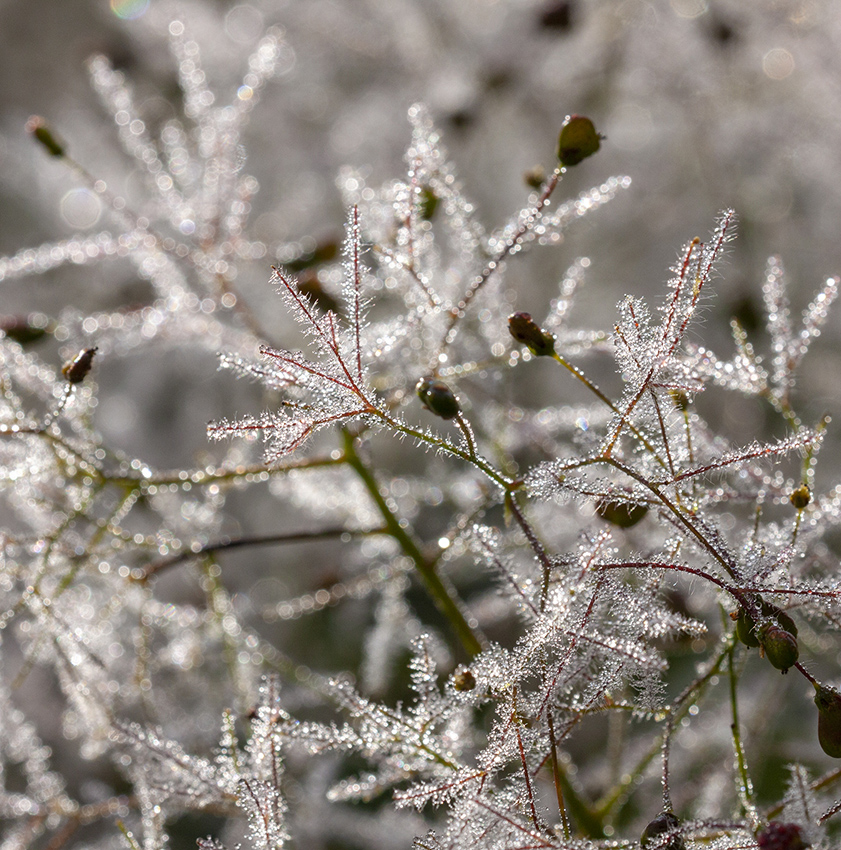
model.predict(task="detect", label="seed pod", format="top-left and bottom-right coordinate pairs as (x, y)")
top-left (507, 312), bottom-right (556, 357)
top-left (61, 347), bottom-right (98, 384)
top-left (759, 624), bottom-right (798, 673)
top-left (756, 821), bottom-right (809, 849)
top-left (556, 115), bottom-right (601, 167)
top-left (815, 683), bottom-right (841, 758)
top-left (595, 498), bottom-right (648, 528)
top-left (453, 668), bottom-right (476, 692)
top-left (416, 377), bottom-right (460, 420)
top-left (790, 485), bottom-right (811, 510)
top-left (640, 811), bottom-right (686, 850)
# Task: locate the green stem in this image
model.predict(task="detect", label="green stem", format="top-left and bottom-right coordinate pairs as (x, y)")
top-left (551, 753), bottom-right (606, 838)
top-left (382, 415), bottom-right (514, 490)
top-left (342, 430), bottom-right (484, 657)
top-left (728, 642), bottom-right (759, 829)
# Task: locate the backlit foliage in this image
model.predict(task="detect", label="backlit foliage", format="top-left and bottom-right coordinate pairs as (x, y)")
top-left (3, 7), bottom-right (841, 850)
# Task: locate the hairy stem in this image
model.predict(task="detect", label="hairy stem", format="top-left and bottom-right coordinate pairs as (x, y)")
top-left (342, 430), bottom-right (485, 657)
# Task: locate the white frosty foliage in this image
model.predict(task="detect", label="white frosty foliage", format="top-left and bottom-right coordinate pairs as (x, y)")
top-left (115, 677), bottom-right (289, 850)
top-left (4, 6), bottom-right (841, 850)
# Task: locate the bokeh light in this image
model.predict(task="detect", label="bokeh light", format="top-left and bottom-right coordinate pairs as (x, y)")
top-left (109, 0), bottom-right (149, 20)
top-left (60, 188), bottom-right (102, 229)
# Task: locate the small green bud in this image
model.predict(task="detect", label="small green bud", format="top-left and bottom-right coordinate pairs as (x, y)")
top-left (815, 683), bottom-right (841, 758)
top-left (790, 485), bottom-right (811, 510)
top-left (26, 115), bottom-right (65, 158)
top-left (453, 668), bottom-right (476, 692)
top-left (640, 811), bottom-right (686, 850)
top-left (416, 377), bottom-right (460, 420)
top-left (61, 347), bottom-right (98, 384)
top-left (508, 312), bottom-right (556, 357)
top-left (759, 624), bottom-right (798, 673)
top-left (596, 498), bottom-right (648, 528)
top-left (556, 115), bottom-right (601, 167)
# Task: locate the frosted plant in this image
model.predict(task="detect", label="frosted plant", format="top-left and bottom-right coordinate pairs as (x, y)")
top-left (4, 8), bottom-right (841, 850)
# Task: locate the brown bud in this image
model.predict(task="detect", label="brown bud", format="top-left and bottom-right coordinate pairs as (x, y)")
top-left (790, 485), bottom-right (811, 510)
top-left (416, 377), bottom-right (460, 420)
top-left (453, 668), bottom-right (476, 692)
top-left (61, 347), bottom-right (98, 384)
top-left (640, 811), bottom-right (686, 850)
top-left (756, 821), bottom-right (809, 849)
top-left (508, 312), bottom-right (555, 357)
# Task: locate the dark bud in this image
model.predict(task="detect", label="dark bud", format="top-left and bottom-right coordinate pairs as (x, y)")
top-left (61, 347), bottom-right (98, 384)
top-left (556, 115), bottom-right (601, 167)
top-left (759, 624), bottom-right (798, 673)
top-left (707, 14), bottom-right (738, 49)
top-left (0, 314), bottom-right (52, 345)
top-left (756, 821), bottom-right (809, 849)
top-left (815, 683), bottom-right (841, 758)
top-left (26, 116), bottom-right (65, 158)
top-left (596, 498), bottom-right (648, 529)
top-left (416, 377), bottom-right (460, 420)
top-left (790, 485), bottom-right (811, 510)
top-left (453, 668), bottom-right (476, 692)
top-left (523, 165), bottom-right (546, 190)
top-left (640, 811), bottom-right (686, 850)
top-left (508, 312), bottom-right (556, 357)
top-left (538, 1), bottom-right (574, 31)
